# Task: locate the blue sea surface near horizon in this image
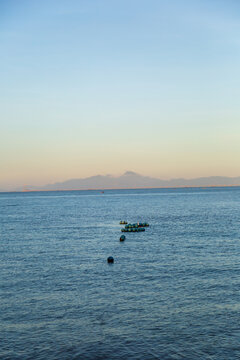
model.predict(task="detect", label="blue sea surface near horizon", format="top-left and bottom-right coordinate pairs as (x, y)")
top-left (0, 187), bottom-right (240, 360)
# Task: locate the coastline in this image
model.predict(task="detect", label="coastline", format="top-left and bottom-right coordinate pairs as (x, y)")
top-left (1, 184), bottom-right (240, 193)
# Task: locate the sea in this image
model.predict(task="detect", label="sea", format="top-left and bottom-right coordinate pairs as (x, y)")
top-left (0, 187), bottom-right (240, 360)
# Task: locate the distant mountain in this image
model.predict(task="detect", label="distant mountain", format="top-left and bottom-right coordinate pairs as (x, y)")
top-left (16, 171), bottom-right (240, 191)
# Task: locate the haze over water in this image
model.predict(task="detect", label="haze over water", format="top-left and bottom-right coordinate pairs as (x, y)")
top-left (1, 187), bottom-right (240, 359)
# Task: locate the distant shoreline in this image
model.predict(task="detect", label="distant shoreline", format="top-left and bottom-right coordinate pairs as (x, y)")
top-left (3, 172), bottom-right (240, 193)
top-left (1, 184), bottom-right (240, 193)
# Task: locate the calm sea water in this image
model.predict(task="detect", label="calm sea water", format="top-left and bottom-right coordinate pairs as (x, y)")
top-left (0, 187), bottom-right (240, 360)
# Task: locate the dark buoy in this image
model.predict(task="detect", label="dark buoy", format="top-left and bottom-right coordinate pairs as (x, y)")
top-left (107, 256), bottom-right (114, 263)
top-left (120, 235), bottom-right (126, 242)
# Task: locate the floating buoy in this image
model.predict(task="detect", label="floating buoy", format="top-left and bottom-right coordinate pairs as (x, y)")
top-left (125, 223), bottom-right (139, 229)
top-left (121, 227), bottom-right (145, 232)
top-left (120, 235), bottom-right (126, 241)
top-left (107, 256), bottom-right (114, 263)
top-left (125, 222), bottom-right (149, 229)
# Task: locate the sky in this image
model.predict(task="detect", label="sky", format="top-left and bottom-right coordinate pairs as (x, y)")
top-left (1, 0), bottom-right (240, 190)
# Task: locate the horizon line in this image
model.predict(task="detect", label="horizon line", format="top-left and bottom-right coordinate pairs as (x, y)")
top-left (1, 184), bottom-right (240, 193)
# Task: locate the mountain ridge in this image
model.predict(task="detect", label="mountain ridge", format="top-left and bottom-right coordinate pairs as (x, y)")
top-left (15, 172), bottom-right (240, 192)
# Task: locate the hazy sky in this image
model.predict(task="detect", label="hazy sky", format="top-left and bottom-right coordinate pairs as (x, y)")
top-left (1, 0), bottom-right (240, 190)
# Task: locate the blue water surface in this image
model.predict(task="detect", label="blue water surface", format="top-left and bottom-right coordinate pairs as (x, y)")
top-left (0, 187), bottom-right (240, 359)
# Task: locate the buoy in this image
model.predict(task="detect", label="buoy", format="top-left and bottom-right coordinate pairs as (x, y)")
top-left (120, 235), bottom-right (125, 241)
top-left (107, 256), bottom-right (114, 263)
top-left (121, 227), bottom-right (145, 232)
